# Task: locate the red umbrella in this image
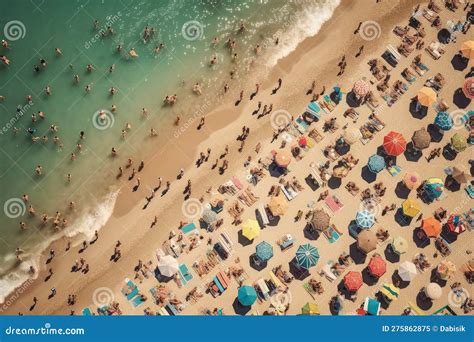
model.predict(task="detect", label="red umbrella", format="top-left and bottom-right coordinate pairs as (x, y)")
top-left (383, 131), bottom-right (407, 156)
top-left (344, 271), bottom-right (363, 292)
top-left (298, 136), bottom-right (307, 147)
top-left (368, 255), bottom-right (387, 278)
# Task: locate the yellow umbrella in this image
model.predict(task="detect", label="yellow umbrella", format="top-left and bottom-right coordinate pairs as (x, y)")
top-left (416, 87), bottom-right (437, 107)
top-left (268, 196), bottom-right (289, 216)
top-left (461, 40), bottom-right (474, 59)
top-left (301, 302), bottom-right (319, 315)
top-left (402, 198), bottom-right (421, 218)
top-left (242, 219), bottom-right (260, 240)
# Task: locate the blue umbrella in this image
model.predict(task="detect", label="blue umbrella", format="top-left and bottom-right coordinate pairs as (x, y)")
top-left (434, 111), bottom-right (453, 131)
top-left (367, 154), bottom-right (385, 173)
top-left (255, 241), bottom-right (273, 261)
top-left (356, 210), bottom-right (375, 229)
top-left (238, 286), bottom-right (257, 306)
top-left (296, 244), bottom-right (319, 269)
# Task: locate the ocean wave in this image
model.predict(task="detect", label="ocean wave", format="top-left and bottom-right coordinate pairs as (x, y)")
top-left (0, 190), bottom-right (120, 305)
top-left (264, 0), bottom-right (341, 67)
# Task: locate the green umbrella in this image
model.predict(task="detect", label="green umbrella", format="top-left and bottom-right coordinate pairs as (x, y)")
top-left (255, 241), bottom-right (273, 261)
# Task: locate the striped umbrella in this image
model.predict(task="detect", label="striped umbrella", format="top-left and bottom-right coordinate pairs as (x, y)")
top-left (367, 154), bottom-right (386, 173)
top-left (296, 244), bottom-right (319, 269)
top-left (391, 236), bottom-right (408, 255)
top-left (424, 178), bottom-right (444, 199)
top-left (447, 214), bottom-right (466, 234)
top-left (383, 131), bottom-right (407, 156)
top-left (255, 241), bottom-right (273, 261)
top-left (451, 133), bottom-right (467, 152)
top-left (353, 79), bottom-right (370, 97)
top-left (368, 255), bottom-right (387, 278)
top-left (402, 198), bottom-right (421, 218)
top-left (344, 271), bottom-right (363, 292)
top-left (403, 172), bottom-right (421, 190)
top-left (434, 111), bottom-right (453, 131)
top-left (462, 78), bottom-right (474, 99)
top-left (356, 209), bottom-right (375, 229)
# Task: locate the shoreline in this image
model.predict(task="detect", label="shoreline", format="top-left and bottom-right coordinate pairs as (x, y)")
top-left (3, 0), bottom-right (472, 316)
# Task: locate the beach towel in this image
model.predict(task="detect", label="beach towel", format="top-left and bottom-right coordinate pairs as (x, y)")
top-left (308, 101), bottom-right (321, 113)
top-left (388, 165), bottom-right (401, 176)
top-left (325, 195), bottom-right (344, 213)
top-left (181, 222), bottom-right (197, 234)
top-left (213, 276), bottom-right (225, 293)
top-left (132, 295), bottom-right (145, 307)
top-left (232, 176), bottom-right (243, 190)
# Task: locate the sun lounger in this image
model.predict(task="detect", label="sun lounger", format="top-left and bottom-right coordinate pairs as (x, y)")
top-left (321, 264), bottom-right (337, 282)
top-left (280, 184), bottom-right (297, 201)
top-left (158, 307), bottom-right (170, 316)
top-left (257, 279), bottom-right (270, 300)
top-left (166, 304), bottom-right (179, 316)
top-left (257, 203), bottom-right (270, 226)
top-left (269, 271), bottom-right (286, 289)
top-left (213, 276), bottom-right (226, 293)
top-left (387, 44), bottom-right (402, 60)
top-left (308, 101), bottom-right (321, 114)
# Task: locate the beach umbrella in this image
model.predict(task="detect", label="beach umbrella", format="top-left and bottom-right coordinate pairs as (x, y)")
top-left (353, 79), bottom-right (370, 97)
top-left (383, 131), bottom-right (407, 156)
top-left (301, 302), bottom-right (320, 315)
top-left (437, 260), bottom-right (456, 280)
top-left (380, 283), bottom-right (399, 301)
top-left (310, 209), bottom-right (331, 232)
top-left (416, 87), bottom-right (437, 107)
top-left (402, 198), bottom-right (421, 218)
top-left (268, 196), bottom-right (288, 216)
top-left (357, 230), bottom-right (377, 254)
top-left (367, 154), bottom-right (385, 173)
top-left (343, 128), bottom-right (361, 145)
top-left (462, 78), bottom-right (474, 99)
top-left (201, 208), bottom-right (217, 224)
top-left (461, 40), bottom-right (474, 59)
top-left (451, 167), bottom-right (468, 184)
top-left (157, 255), bottom-right (179, 277)
top-left (238, 285), bottom-right (257, 306)
top-left (298, 136), bottom-right (307, 147)
top-left (242, 219), bottom-right (260, 241)
top-left (398, 261), bottom-right (417, 282)
top-left (344, 271), bottom-right (363, 292)
top-left (391, 236), bottom-right (408, 255)
top-left (450, 133), bottom-right (467, 152)
top-left (425, 283), bottom-right (442, 300)
top-left (403, 172), bottom-right (421, 190)
top-left (411, 128), bottom-right (431, 150)
top-left (255, 241), bottom-right (273, 262)
top-left (424, 178), bottom-right (444, 199)
top-left (363, 297), bottom-right (381, 315)
top-left (434, 111), bottom-right (453, 131)
top-left (295, 244), bottom-right (319, 269)
top-left (368, 255), bottom-right (387, 278)
top-left (356, 209), bottom-right (375, 229)
top-left (274, 151), bottom-right (292, 168)
top-left (421, 217), bottom-right (442, 238)
top-left (447, 214), bottom-right (466, 234)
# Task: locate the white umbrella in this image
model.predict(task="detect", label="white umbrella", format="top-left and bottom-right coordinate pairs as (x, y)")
top-left (157, 255), bottom-right (179, 277)
top-left (398, 261), bottom-right (417, 282)
top-left (425, 283), bottom-right (442, 300)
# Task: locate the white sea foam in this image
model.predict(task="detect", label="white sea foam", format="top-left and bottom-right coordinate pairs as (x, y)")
top-left (0, 190), bottom-right (120, 305)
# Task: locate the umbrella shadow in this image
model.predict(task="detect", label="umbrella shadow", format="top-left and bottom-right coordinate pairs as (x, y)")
top-left (345, 91), bottom-right (363, 108)
top-left (238, 230), bottom-right (253, 247)
top-left (416, 291), bottom-right (433, 311)
top-left (442, 144), bottom-right (457, 161)
top-left (154, 267), bottom-right (173, 283)
top-left (413, 228), bottom-right (431, 248)
top-left (451, 53), bottom-right (469, 71)
top-left (453, 88), bottom-right (471, 109)
top-left (394, 208), bottom-right (412, 227)
top-left (409, 100), bottom-right (428, 119)
top-left (444, 175), bottom-right (461, 192)
top-left (268, 162), bottom-right (287, 177)
top-left (395, 181), bottom-right (411, 199)
top-left (392, 271), bottom-right (410, 289)
top-left (426, 124), bottom-right (443, 143)
top-left (384, 244), bottom-right (401, 264)
top-left (362, 267), bottom-right (379, 286)
top-left (288, 259), bottom-right (310, 280)
top-left (404, 142), bottom-right (423, 162)
top-left (429, 268), bottom-right (447, 287)
top-left (249, 254), bottom-right (267, 271)
top-left (303, 223), bottom-right (320, 241)
top-left (349, 242), bottom-right (367, 264)
top-left (437, 28), bottom-right (451, 44)
top-left (232, 298), bottom-right (252, 316)
top-left (305, 175), bottom-right (321, 191)
top-left (361, 166), bottom-right (377, 183)
top-left (327, 176), bottom-right (342, 189)
top-left (441, 225), bottom-right (458, 244)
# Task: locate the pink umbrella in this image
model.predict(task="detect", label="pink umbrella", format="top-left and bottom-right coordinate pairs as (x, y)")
top-left (462, 78), bottom-right (474, 99)
top-left (353, 79), bottom-right (370, 97)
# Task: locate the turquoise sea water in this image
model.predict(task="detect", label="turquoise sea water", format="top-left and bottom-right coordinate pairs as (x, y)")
top-left (0, 0), bottom-right (340, 301)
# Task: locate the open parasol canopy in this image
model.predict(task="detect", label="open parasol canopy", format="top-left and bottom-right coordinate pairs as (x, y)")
top-left (357, 230), bottom-right (377, 254)
top-left (447, 214), bottom-right (466, 235)
top-left (450, 133), bottom-right (467, 152)
top-left (434, 111), bottom-right (453, 131)
top-left (310, 209), bottom-right (331, 232)
top-left (367, 154), bottom-right (386, 173)
top-left (268, 196), bottom-right (289, 216)
top-left (274, 150), bottom-right (292, 168)
top-left (383, 131), bottom-right (407, 156)
top-left (296, 244), bottom-right (319, 269)
top-left (462, 78), bottom-right (474, 99)
top-left (201, 208), bottom-right (217, 224)
top-left (424, 178), bottom-right (444, 199)
top-left (356, 209), bottom-right (375, 229)
top-left (368, 255), bottom-right (387, 278)
top-left (301, 302), bottom-right (320, 315)
top-left (451, 167), bottom-right (468, 184)
top-left (255, 241), bottom-right (273, 261)
top-left (157, 255), bottom-right (179, 277)
top-left (242, 219), bottom-right (261, 240)
top-left (461, 40), bottom-right (474, 59)
top-left (416, 87), bottom-right (437, 107)
top-left (403, 172), bottom-right (421, 190)
top-left (391, 236), bottom-right (408, 255)
top-left (421, 217), bottom-right (441, 238)
top-left (398, 261), bottom-right (417, 282)
top-left (343, 128), bottom-right (362, 145)
top-left (238, 285), bottom-right (257, 306)
top-left (425, 282), bottom-right (442, 300)
top-left (344, 271), bottom-right (363, 292)
top-left (402, 198), bottom-right (421, 218)
top-left (412, 128), bottom-right (431, 150)
top-left (353, 79), bottom-right (370, 97)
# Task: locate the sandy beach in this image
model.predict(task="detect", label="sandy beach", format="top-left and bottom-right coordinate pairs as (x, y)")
top-left (1, 0), bottom-right (472, 317)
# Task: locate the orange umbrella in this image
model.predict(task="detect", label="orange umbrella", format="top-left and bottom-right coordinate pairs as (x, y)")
top-left (274, 151), bottom-right (292, 168)
top-left (461, 40), bottom-right (474, 59)
top-left (383, 131), bottom-right (407, 156)
top-left (421, 217), bottom-right (441, 238)
top-left (416, 87), bottom-right (437, 107)
top-left (344, 271), bottom-right (363, 292)
top-left (368, 255), bottom-right (387, 278)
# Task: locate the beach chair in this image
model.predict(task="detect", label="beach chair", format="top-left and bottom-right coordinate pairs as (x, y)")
top-left (280, 185), bottom-right (297, 201)
top-left (257, 279), bottom-right (270, 300)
